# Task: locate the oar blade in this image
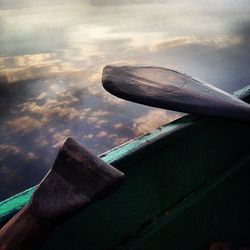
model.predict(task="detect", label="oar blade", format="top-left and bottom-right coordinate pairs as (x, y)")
top-left (102, 66), bottom-right (250, 122)
top-left (30, 137), bottom-right (125, 221)
top-left (0, 138), bottom-right (125, 250)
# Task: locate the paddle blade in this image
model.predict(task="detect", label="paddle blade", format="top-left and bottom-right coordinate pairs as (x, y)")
top-left (0, 138), bottom-right (125, 250)
top-left (30, 137), bottom-right (125, 221)
top-left (102, 66), bottom-right (250, 122)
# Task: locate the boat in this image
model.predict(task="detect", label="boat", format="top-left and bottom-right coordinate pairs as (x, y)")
top-left (0, 82), bottom-right (249, 249)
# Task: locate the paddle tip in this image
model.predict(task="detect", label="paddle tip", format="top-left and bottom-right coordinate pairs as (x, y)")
top-left (30, 136), bottom-right (125, 221)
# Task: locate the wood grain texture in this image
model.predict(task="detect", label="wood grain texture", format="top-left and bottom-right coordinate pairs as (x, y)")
top-left (0, 86), bottom-right (249, 250)
top-left (0, 206), bottom-right (53, 250)
top-left (102, 66), bottom-right (250, 121)
top-left (30, 137), bottom-right (125, 221)
top-left (40, 117), bottom-right (249, 250)
top-left (0, 137), bottom-right (124, 250)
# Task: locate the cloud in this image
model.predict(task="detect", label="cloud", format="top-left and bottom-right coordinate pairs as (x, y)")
top-left (20, 96), bottom-right (85, 125)
top-left (5, 116), bottom-right (43, 134)
top-left (1, 1), bottom-right (250, 201)
top-left (96, 130), bottom-right (108, 138)
top-left (0, 143), bottom-right (37, 161)
top-left (34, 135), bottom-right (49, 148)
top-left (152, 36), bottom-right (243, 52)
top-left (52, 129), bottom-right (72, 148)
top-left (0, 54), bottom-right (90, 84)
top-left (133, 109), bottom-right (182, 135)
top-left (0, 142), bottom-right (44, 200)
top-left (125, 23), bottom-right (250, 92)
top-left (0, 144), bottom-right (22, 158)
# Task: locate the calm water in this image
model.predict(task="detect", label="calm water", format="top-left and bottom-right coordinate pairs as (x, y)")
top-left (0, 0), bottom-right (250, 200)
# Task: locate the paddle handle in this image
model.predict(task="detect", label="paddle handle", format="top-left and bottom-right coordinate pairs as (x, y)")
top-left (0, 205), bottom-right (52, 250)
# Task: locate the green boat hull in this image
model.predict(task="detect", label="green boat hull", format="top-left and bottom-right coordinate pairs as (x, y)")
top-left (0, 86), bottom-right (250, 249)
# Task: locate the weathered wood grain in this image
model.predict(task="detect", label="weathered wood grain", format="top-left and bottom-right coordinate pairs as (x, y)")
top-left (0, 137), bottom-right (124, 250)
top-left (0, 86), bottom-right (249, 250)
top-left (39, 117), bottom-right (249, 250)
top-left (102, 66), bottom-right (250, 121)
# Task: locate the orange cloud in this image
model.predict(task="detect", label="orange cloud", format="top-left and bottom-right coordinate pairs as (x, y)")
top-left (52, 129), bottom-right (72, 148)
top-left (133, 109), bottom-right (182, 135)
top-left (20, 97), bottom-right (86, 125)
top-left (5, 116), bottom-right (43, 134)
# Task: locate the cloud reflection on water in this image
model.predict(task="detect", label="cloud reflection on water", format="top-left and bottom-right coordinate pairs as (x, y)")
top-left (0, 0), bottom-right (250, 200)
top-left (0, 65), bottom-right (183, 199)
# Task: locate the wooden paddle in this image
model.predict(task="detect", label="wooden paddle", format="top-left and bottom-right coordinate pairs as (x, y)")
top-left (102, 65), bottom-right (250, 122)
top-left (0, 137), bottom-right (125, 250)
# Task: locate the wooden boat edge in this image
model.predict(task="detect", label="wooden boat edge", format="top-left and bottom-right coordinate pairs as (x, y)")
top-left (0, 84), bottom-right (249, 227)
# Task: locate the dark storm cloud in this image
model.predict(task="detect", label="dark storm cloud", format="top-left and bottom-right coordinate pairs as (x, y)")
top-left (0, 143), bottom-right (48, 200)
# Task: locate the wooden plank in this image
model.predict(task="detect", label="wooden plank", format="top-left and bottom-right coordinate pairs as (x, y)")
top-left (121, 154), bottom-right (250, 250)
top-left (0, 138), bottom-right (124, 250)
top-left (0, 114), bottom-right (199, 226)
top-left (0, 86), bottom-right (248, 226)
top-left (40, 119), bottom-right (249, 250)
top-left (0, 86), bottom-right (249, 250)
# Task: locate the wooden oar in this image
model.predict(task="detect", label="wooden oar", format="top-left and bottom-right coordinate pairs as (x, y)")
top-left (0, 137), bottom-right (125, 250)
top-left (102, 65), bottom-right (250, 122)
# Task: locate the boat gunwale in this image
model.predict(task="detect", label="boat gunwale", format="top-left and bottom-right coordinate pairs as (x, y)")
top-left (0, 84), bottom-right (249, 226)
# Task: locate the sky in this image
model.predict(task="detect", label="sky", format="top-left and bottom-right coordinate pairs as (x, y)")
top-left (0, 0), bottom-right (250, 200)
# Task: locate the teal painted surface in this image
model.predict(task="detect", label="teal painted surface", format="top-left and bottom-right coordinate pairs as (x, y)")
top-left (0, 187), bottom-right (35, 225)
top-left (0, 85), bottom-right (249, 250)
top-left (38, 86), bottom-right (249, 249)
top-left (40, 123), bottom-right (249, 249)
top-left (0, 111), bottom-right (199, 226)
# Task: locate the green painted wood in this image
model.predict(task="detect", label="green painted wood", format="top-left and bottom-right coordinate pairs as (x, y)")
top-left (0, 85), bottom-right (249, 250)
top-left (118, 154), bottom-right (250, 250)
top-left (0, 86), bottom-right (248, 225)
top-left (0, 114), bottom-right (199, 226)
top-left (40, 117), bottom-right (249, 250)
top-left (0, 187), bottom-right (36, 225)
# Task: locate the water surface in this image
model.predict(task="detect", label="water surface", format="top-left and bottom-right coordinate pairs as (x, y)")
top-left (0, 0), bottom-right (250, 200)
